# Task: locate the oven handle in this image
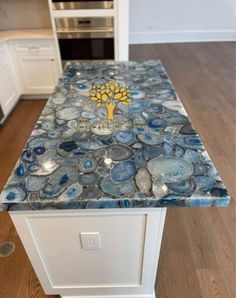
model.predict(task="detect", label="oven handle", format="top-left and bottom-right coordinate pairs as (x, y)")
top-left (78, 20), bottom-right (91, 25)
top-left (56, 28), bottom-right (114, 33)
top-left (56, 28), bottom-right (114, 39)
top-left (57, 32), bottom-right (114, 39)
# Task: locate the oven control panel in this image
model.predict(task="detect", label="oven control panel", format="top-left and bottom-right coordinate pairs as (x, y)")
top-left (52, 0), bottom-right (114, 10)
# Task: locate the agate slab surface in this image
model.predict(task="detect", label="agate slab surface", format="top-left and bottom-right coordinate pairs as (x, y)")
top-left (0, 61), bottom-right (231, 210)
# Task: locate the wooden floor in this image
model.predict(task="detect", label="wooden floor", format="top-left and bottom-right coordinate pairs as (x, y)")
top-left (0, 42), bottom-right (235, 298)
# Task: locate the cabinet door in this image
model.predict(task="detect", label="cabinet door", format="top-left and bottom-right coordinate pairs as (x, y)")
top-left (0, 43), bottom-right (20, 123)
top-left (18, 56), bottom-right (59, 95)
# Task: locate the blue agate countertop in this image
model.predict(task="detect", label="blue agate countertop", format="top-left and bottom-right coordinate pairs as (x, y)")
top-left (0, 61), bottom-right (231, 211)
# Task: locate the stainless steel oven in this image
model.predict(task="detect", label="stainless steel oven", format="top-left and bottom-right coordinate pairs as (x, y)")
top-left (55, 17), bottom-right (114, 62)
top-left (52, 0), bottom-right (113, 10)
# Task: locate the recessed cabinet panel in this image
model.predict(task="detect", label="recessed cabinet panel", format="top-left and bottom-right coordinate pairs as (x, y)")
top-left (18, 56), bottom-right (58, 94)
top-left (27, 214), bottom-right (146, 288)
top-left (0, 64), bottom-right (18, 115)
top-left (0, 43), bottom-right (20, 122)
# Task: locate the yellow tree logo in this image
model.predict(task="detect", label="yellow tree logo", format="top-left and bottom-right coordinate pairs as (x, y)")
top-left (90, 81), bottom-right (132, 120)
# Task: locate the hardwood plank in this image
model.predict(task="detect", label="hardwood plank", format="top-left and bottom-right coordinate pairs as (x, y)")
top-left (156, 209), bottom-right (203, 298)
top-left (197, 269), bottom-right (233, 298)
top-left (0, 100), bottom-right (58, 298)
top-left (130, 42), bottom-right (236, 298)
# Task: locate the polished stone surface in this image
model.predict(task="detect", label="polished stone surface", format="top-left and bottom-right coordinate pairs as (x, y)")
top-left (0, 61), bottom-right (231, 210)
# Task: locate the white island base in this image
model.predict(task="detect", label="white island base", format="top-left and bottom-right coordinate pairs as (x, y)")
top-left (10, 208), bottom-right (166, 298)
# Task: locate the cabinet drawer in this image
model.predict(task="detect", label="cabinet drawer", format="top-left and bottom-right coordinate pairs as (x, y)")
top-left (13, 40), bottom-right (55, 54)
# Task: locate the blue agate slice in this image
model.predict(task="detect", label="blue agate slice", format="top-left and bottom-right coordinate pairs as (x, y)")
top-left (1, 185), bottom-right (26, 202)
top-left (15, 163), bottom-right (26, 177)
top-left (114, 130), bottom-right (136, 145)
top-left (148, 157), bottom-right (193, 183)
top-left (59, 141), bottom-right (77, 152)
top-left (176, 136), bottom-right (204, 150)
top-left (21, 150), bottom-right (36, 164)
top-left (107, 144), bottom-right (133, 161)
top-left (137, 131), bottom-right (163, 145)
top-left (193, 176), bottom-right (215, 192)
top-left (111, 161), bottom-right (136, 182)
top-left (55, 107), bottom-right (81, 120)
top-left (166, 179), bottom-right (196, 195)
top-left (79, 158), bottom-right (97, 173)
top-left (100, 177), bottom-right (135, 197)
top-left (79, 173), bottom-right (99, 185)
top-left (147, 117), bottom-right (166, 131)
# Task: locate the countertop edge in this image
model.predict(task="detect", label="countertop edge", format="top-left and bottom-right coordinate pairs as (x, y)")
top-left (0, 29), bottom-right (54, 42)
top-left (0, 195), bottom-right (231, 212)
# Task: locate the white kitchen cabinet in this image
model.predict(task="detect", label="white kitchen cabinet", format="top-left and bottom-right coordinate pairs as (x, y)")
top-left (10, 208), bottom-right (166, 298)
top-left (10, 40), bottom-right (61, 95)
top-left (17, 55), bottom-right (59, 94)
top-left (0, 42), bottom-right (20, 123)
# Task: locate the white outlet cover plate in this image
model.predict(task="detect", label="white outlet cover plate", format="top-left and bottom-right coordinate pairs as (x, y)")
top-left (80, 232), bottom-right (101, 250)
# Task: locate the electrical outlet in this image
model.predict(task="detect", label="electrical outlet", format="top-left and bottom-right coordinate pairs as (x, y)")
top-left (80, 232), bottom-right (101, 250)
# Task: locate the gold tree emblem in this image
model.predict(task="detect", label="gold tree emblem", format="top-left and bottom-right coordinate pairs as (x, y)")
top-left (90, 81), bottom-right (132, 120)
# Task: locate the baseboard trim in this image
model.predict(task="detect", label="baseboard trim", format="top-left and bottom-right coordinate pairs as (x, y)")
top-left (129, 30), bottom-right (236, 44)
top-left (20, 94), bottom-right (49, 100)
top-left (61, 291), bottom-right (156, 298)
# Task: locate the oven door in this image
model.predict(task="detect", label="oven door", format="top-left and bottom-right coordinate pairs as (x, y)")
top-left (58, 33), bottom-right (114, 61)
top-left (56, 17), bottom-right (114, 61)
top-left (52, 0), bottom-right (113, 10)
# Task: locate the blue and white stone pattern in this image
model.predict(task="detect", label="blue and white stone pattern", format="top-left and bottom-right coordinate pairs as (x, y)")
top-left (0, 61), bottom-right (231, 210)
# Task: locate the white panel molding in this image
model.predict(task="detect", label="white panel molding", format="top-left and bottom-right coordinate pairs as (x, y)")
top-left (129, 29), bottom-right (236, 44)
top-left (10, 208), bottom-right (166, 297)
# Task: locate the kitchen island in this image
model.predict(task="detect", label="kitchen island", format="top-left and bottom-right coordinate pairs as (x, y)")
top-left (0, 61), bottom-right (230, 298)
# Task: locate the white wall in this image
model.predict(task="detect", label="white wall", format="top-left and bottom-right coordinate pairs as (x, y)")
top-left (0, 0), bottom-right (51, 30)
top-left (129, 0), bottom-right (236, 44)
